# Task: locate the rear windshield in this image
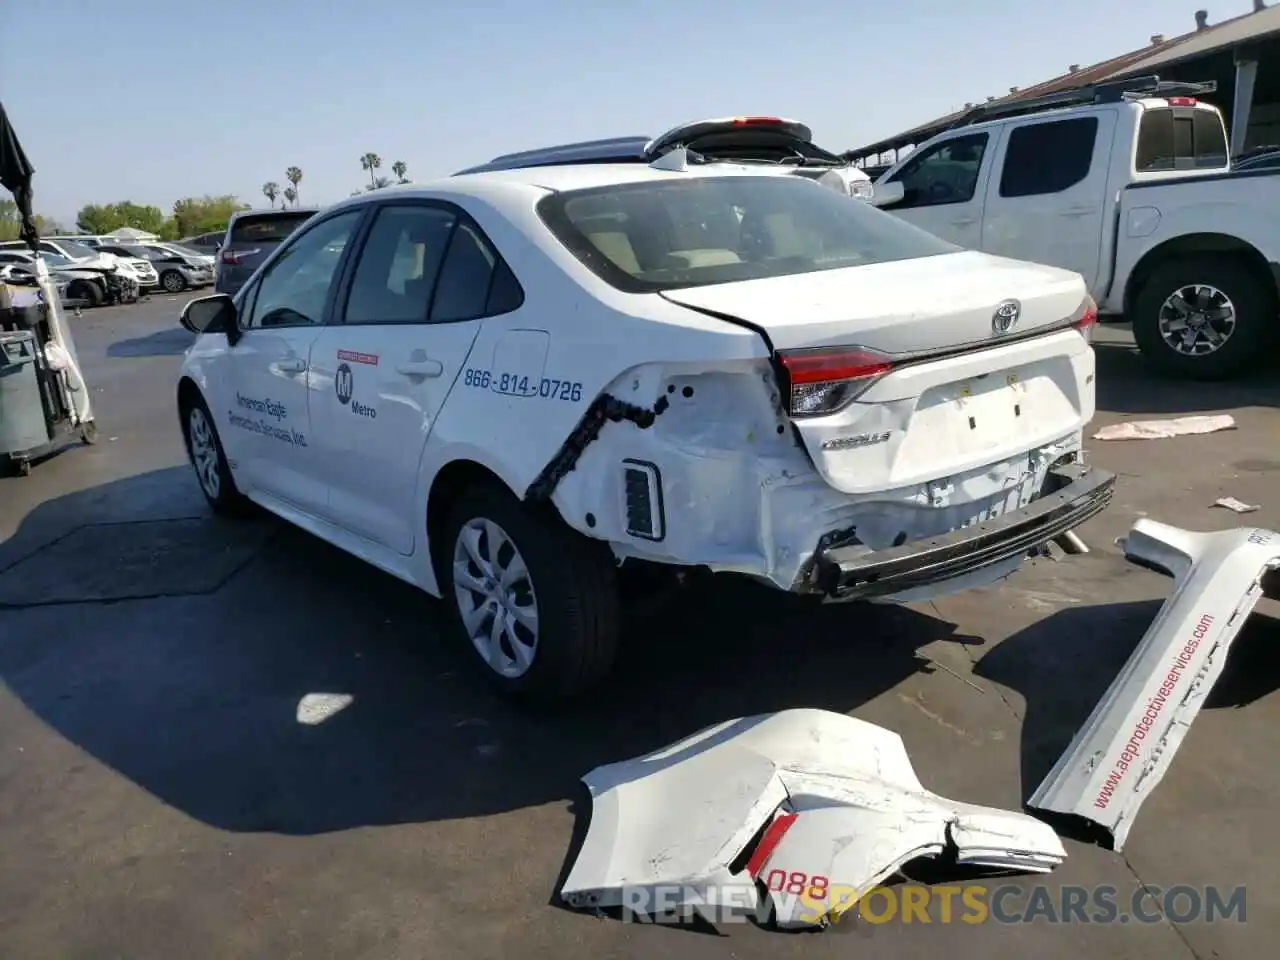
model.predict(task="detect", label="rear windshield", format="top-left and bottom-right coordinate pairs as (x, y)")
top-left (1135, 107), bottom-right (1228, 172)
top-left (536, 175), bottom-right (956, 293)
top-left (229, 212), bottom-right (315, 244)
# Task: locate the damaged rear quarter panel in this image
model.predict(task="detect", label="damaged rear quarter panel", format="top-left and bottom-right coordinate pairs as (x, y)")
top-left (410, 191), bottom-right (770, 592)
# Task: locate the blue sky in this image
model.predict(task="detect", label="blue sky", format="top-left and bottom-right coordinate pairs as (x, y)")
top-left (3, 0), bottom-right (1215, 224)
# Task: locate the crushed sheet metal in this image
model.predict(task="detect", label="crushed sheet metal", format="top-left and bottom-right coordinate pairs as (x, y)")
top-left (560, 709), bottom-right (1065, 930)
top-left (1092, 414), bottom-right (1235, 441)
top-left (1029, 520), bottom-right (1280, 851)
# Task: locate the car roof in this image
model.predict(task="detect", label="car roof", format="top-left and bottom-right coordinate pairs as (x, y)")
top-left (227, 207), bottom-right (321, 222)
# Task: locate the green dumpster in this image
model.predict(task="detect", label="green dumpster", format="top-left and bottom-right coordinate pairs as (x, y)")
top-left (0, 330), bottom-right (49, 465)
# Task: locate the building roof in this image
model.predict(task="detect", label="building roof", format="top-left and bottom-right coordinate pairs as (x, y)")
top-left (846, 3), bottom-right (1280, 160)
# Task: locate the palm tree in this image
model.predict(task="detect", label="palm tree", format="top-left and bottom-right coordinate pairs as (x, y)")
top-left (360, 152), bottom-right (382, 190)
top-left (392, 160), bottom-right (408, 183)
top-left (283, 186), bottom-right (297, 207)
top-left (262, 181), bottom-right (280, 208)
top-left (285, 166), bottom-right (303, 205)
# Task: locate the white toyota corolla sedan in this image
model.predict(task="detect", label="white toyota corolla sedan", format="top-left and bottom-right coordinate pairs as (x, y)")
top-left (177, 150), bottom-right (1113, 703)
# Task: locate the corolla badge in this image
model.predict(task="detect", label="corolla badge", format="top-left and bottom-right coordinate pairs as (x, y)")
top-left (992, 299), bottom-right (1021, 335)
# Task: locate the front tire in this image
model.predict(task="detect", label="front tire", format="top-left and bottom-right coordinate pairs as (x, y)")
top-left (179, 393), bottom-right (250, 515)
top-left (161, 270), bottom-right (187, 293)
top-left (1131, 256), bottom-right (1278, 380)
top-left (440, 481), bottom-right (621, 703)
top-left (68, 280), bottom-right (103, 308)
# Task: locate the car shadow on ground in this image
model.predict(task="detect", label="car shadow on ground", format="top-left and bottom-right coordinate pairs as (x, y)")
top-left (0, 467), bottom-right (970, 838)
top-left (973, 596), bottom-right (1280, 831)
top-left (1092, 334), bottom-right (1280, 416)
top-left (106, 327), bottom-right (195, 358)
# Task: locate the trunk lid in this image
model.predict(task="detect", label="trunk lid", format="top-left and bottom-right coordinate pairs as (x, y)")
top-left (658, 250), bottom-right (1086, 353)
top-left (661, 251), bottom-right (1096, 495)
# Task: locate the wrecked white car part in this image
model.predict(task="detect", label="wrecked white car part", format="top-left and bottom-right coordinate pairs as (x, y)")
top-left (1030, 520), bottom-right (1280, 851)
top-left (560, 709), bottom-right (1065, 929)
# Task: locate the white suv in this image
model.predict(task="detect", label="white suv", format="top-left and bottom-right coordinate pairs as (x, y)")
top-left (176, 157), bottom-right (1112, 702)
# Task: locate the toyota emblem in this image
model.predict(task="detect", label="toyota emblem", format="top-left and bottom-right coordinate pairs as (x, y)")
top-left (992, 299), bottom-right (1021, 335)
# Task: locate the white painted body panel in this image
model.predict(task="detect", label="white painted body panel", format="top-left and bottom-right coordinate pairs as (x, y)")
top-left (560, 708), bottom-right (1065, 929)
top-left (1029, 519), bottom-right (1280, 850)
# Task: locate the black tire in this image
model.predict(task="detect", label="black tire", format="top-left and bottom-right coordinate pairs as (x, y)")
top-left (179, 392), bottom-right (251, 516)
top-left (68, 280), bottom-right (103, 308)
top-left (160, 270), bottom-right (187, 293)
top-left (80, 420), bottom-right (98, 445)
top-left (1131, 256), bottom-right (1278, 380)
top-left (438, 481), bottom-right (621, 704)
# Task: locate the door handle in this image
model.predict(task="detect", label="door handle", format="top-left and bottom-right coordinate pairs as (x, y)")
top-left (396, 359), bottom-right (444, 378)
top-left (1061, 205), bottom-right (1096, 217)
top-left (277, 357), bottom-right (307, 373)
top-left (950, 217), bottom-right (978, 226)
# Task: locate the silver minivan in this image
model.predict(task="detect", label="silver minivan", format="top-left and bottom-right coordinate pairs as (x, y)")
top-left (215, 207), bottom-right (318, 296)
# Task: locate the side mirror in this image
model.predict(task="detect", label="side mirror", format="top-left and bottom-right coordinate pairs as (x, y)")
top-left (871, 180), bottom-right (905, 208)
top-left (180, 294), bottom-right (240, 344)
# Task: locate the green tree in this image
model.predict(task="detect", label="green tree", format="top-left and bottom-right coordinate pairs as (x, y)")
top-left (285, 166), bottom-right (303, 205)
top-left (171, 195), bottom-right (247, 238)
top-left (0, 199), bottom-right (61, 241)
top-left (262, 181), bottom-right (280, 208)
top-left (283, 186), bottom-right (297, 207)
top-left (75, 201), bottom-right (166, 235)
top-left (392, 160), bottom-right (408, 183)
top-left (360, 152), bottom-right (382, 190)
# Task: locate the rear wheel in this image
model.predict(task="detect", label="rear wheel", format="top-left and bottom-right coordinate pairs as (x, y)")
top-left (439, 481), bottom-right (621, 703)
top-left (180, 393), bottom-right (251, 515)
top-left (1131, 256), bottom-right (1278, 380)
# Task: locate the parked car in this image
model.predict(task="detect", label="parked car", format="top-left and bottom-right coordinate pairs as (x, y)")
top-left (48, 236), bottom-right (158, 290)
top-left (0, 249), bottom-right (113, 306)
top-left (175, 160), bottom-right (1111, 702)
top-left (0, 244), bottom-right (136, 306)
top-left (213, 207), bottom-right (319, 297)
top-left (869, 75), bottom-right (1278, 380)
top-left (458, 116), bottom-right (876, 200)
top-left (181, 231), bottom-right (227, 253)
top-left (96, 242), bottom-right (214, 292)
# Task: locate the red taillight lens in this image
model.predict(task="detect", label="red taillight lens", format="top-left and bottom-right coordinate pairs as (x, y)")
top-left (220, 247), bottom-right (259, 265)
top-left (1165, 97), bottom-right (1197, 106)
top-left (776, 346), bottom-right (895, 418)
top-left (732, 116), bottom-right (785, 126)
top-left (1073, 296), bottom-right (1098, 343)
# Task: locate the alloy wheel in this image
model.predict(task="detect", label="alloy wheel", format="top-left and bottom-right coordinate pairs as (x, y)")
top-left (187, 407), bottom-right (221, 499)
top-left (451, 517), bottom-right (540, 678)
top-left (1157, 283), bottom-right (1236, 356)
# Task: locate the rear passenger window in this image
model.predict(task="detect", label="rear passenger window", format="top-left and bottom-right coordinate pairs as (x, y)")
top-left (999, 117), bottom-right (1098, 197)
top-left (431, 221), bottom-right (524, 322)
top-left (1135, 108), bottom-right (1228, 171)
top-left (343, 205), bottom-right (455, 325)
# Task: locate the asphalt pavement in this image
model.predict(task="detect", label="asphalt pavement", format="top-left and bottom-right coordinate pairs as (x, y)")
top-left (1, 295), bottom-right (1279, 959)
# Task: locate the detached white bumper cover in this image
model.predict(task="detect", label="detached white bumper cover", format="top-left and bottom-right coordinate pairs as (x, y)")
top-left (1029, 520), bottom-right (1280, 851)
top-left (560, 709), bottom-right (1064, 929)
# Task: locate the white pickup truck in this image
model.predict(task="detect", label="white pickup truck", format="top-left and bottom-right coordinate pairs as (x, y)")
top-left (870, 77), bottom-right (1280, 379)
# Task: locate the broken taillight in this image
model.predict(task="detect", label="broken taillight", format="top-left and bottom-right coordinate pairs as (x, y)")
top-left (1073, 296), bottom-right (1099, 344)
top-left (775, 345), bottom-right (895, 418)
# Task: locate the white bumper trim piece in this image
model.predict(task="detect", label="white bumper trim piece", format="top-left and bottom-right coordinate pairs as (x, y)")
top-left (1029, 519), bottom-right (1280, 851)
top-left (560, 709), bottom-right (1065, 930)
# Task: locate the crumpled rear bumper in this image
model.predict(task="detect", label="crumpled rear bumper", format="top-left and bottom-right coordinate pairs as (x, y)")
top-left (811, 463), bottom-right (1116, 600)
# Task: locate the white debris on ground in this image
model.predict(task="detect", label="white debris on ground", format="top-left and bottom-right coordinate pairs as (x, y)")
top-left (295, 693), bottom-right (354, 725)
top-left (1093, 414), bottom-right (1235, 441)
top-left (1213, 496), bottom-right (1260, 514)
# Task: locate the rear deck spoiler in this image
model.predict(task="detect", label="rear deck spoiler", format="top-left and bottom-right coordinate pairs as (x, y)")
top-left (1029, 519), bottom-right (1280, 850)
